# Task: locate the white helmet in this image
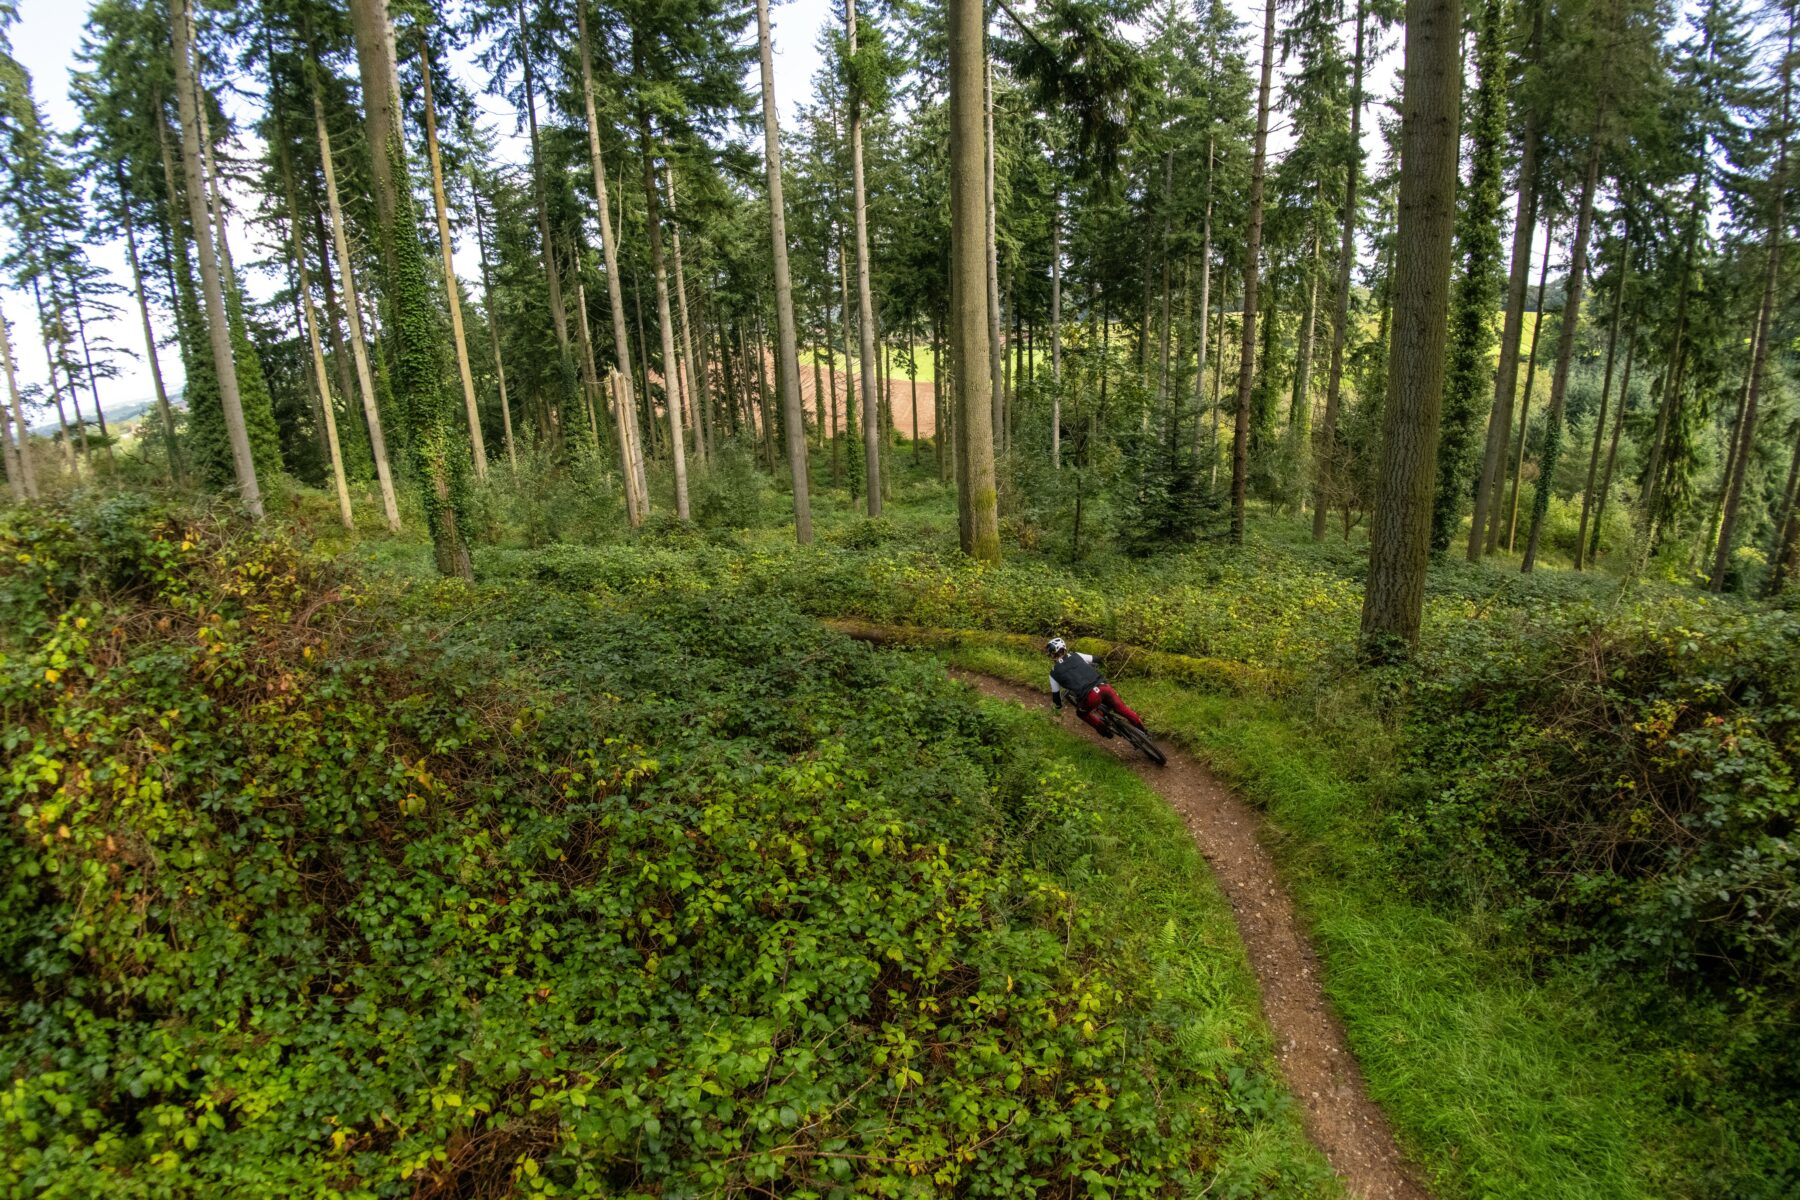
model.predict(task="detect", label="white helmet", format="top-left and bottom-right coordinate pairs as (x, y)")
top-left (1046, 637), bottom-right (1067, 656)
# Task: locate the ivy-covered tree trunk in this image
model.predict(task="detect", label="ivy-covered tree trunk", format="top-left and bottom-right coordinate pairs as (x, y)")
top-left (1431, 0), bottom-right (1506, 553)
top-left (351, 0), bottom-right (471, 578)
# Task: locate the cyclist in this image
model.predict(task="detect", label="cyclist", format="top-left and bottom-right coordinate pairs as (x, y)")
top-left (1046, 637), bottom-right (1145, 738)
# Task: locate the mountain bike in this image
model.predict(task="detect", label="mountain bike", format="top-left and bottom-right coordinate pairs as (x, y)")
top-left (1084, 699), bottom-right (1166, 766)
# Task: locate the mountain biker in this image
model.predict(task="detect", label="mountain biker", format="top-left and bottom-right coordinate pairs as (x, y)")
top-left (1046, 637), bottom-right (1145, 738)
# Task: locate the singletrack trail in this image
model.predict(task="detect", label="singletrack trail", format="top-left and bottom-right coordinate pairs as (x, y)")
top-left (952, 668), bottom-right (1430, 1200)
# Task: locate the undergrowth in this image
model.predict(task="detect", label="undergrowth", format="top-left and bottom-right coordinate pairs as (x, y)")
top-left (0, 496), bottom-right (1330, 1197)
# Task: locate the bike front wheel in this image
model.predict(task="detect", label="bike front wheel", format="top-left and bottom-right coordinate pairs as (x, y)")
top-left (1114, 714), bottom-right (1166, 765)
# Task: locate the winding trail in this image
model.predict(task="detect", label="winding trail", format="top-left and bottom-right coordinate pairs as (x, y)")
top-left (953, 668), bottom-right (1430, 1200)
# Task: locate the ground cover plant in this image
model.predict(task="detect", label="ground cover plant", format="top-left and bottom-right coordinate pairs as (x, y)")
top-left (0, 497), bottom-right (1331, 1198)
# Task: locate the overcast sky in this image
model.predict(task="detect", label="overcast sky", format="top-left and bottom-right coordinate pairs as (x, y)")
top-left (1, 0), bottom-right (1398, 423)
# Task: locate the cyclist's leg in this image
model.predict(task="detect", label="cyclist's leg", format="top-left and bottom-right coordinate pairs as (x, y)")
top-left (1077, 688), bottom-right (1110, 734)
top-left (1095, 684), bottom-right (1144, 729)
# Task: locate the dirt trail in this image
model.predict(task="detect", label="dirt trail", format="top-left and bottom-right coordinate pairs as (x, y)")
top-left (953, 668), bottom-right (1430, 1200)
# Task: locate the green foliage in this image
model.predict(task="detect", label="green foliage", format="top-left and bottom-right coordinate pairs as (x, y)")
top-left (0, 498), bottom-right (1320, 1197)
top-left (1110, 428), bottom-right (1225, 555)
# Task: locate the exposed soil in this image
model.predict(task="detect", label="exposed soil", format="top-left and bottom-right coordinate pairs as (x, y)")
top-left (952, 668), bottom-right (1431, 1200)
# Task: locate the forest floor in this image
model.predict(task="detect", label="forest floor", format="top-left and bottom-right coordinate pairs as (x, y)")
top-left (952, 666), bottom-right (1429, 1200)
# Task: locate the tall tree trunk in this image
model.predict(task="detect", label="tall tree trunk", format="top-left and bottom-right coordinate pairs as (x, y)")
top-left (1712, 25), bottom-right (1791, 589)
top-left (0, 308), bottom-right (37, 499)
top-left (1157, 150), bottom-right (1176, 412)
top-left (1492, 216), bottom-right (1554, 553)
top-left (755, 0), bottom-right (814, 540)
top-left (171, 0), bottom-right (261, 516)
top-left (1767, 422), bottom-right (1800, 593)
top-left (1313, 0), bottom-right (1367, 540)
top-left (1467, 0), bottom-right (1544, 559)
top-left (951, 0), bottom-right (1000, 558)
top-left (351, 0), bottom-right (470, 578)
top-left (470, 188), bottom-right (518, 470)
top-left (117, 164), bottom-right (182, 483)
top-left (418, 37), bottom-right (487, 480)
top-left (1576, 238), bottom-right (1629, 568)
top-left (1194, 136), bottom-right (1215, 455)
top-left (636, 109), bottom-right (691, 520)
top-left (576, 2), bottom-right (647, 520)
top-left (665, 166), bottom-right (708, 464)
top-left (1050, 191), bottom-right (1062, 467)
top-left (1361, 0), bottom-right (1462, 649)
top-left (1289, 217), bottom-right (1322, 501)
top-left (1232, 0), bottom-right (1278, 544)
top-left (909, 322), bottom-right (921, 461)
top-left (273, 92), bottom-right (353, 529)
top-left (985, 58), bottom-right (1005, 457)
top-left (825, 304), bottom-right (843, 482)
top-left (1523, 147), bottom-right (1602, 571)
top-left (518, 0), bottom-right (575, 436)
top-left (311, 208), bottom-right (362, 448)
top-left (574, 275), bottom-right (605, 445)
top-left (1641, 191), bottom-right (1705, 544)
top-left (846, 0), bottom-right (883, 513)
top-left (315, 87), bottom-right (402, 531)
top-left (1589, 328), bottom-right (1636, 563)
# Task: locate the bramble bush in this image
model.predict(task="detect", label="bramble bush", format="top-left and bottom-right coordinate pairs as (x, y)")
top-left (0, 499), bottom-right (1309, 1197)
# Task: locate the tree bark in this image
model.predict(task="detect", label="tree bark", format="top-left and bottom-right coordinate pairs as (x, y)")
top-left (171, 0), bottom-right (261, 517)
top-left (755, 0), bottom-right (814, 540)
top-left (951, 0), bottom-right (1000, 559)
top-left (1232, 0), bottom-right (1278, 544)
top-left (1360, 0), bottom-right (1462, 649)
